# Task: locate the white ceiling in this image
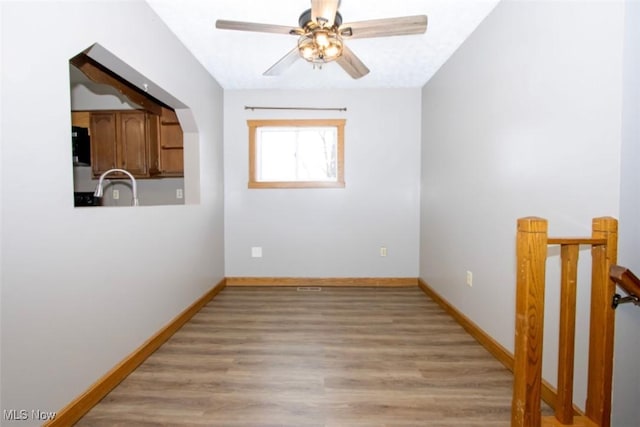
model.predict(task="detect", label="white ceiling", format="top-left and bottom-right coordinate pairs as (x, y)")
top-left (146, 0), bottom-right (500, 90)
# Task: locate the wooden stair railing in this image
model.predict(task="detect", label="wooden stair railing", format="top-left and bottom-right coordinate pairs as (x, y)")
top-left (610, 265), bottom-right (640, 308)
top-left (512, 217), bottom-right (618, 427)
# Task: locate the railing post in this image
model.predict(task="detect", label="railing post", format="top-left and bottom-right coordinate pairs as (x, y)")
top-left (512, 217), bottom-right (548, 427)
top-left (586, 217), bottom-right (618, 427)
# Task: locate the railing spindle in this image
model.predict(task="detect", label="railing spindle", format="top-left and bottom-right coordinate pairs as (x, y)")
top-left (556, 244), bottom-right (579, 424)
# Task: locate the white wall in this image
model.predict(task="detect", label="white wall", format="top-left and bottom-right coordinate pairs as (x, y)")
top-left (225, 89), bottom-right (421, 277)
top-left (0, 1), bottom-right (224, 425)
top-left (421, 0), bottom-right (624, 417)
top-left (70, 67), bottom-right (141, 110)
top-left (0, 2), bottom-right (4, 415)
top-left (614, 1), bottom-right (640, 425)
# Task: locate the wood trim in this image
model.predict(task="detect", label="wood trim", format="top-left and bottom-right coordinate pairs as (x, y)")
top-left (70, 53), bottom-right (163, 116)
top-left (248, 181), bottom-right (346, 189)
top-left (548, 237), bottom-right (607, 245)
top-left (226, 277), bottom-right (418, 287)
top-left (247, 119), bottom-right (346, 189)
top-left (541, 415), bottom-right (599, 427)
top-left (417, 278), bottom-right (513, 370)
top-left (248, 119), bottom-right (347, 127)
top-left (45, 279), bottom-right (227, 427)
top-left (417, 278), bottom-right (582, 417)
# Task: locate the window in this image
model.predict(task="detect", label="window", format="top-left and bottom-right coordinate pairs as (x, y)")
top-left (248, 119), bottom-right (345, 188)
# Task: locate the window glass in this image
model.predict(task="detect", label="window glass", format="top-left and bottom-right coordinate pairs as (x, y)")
top-left (248, 119), bottom-right (345, 188)
top-left (257, 126), bottom-right (337, 182)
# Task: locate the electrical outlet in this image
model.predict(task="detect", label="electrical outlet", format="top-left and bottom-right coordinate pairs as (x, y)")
top-left (112, 189), bottom-right (119, 200)
top-left (380, 247), bottom-right (387, 257)
top-left (466, 271), bottom-right (473, 287)
top-left (251, 247), bottom-right (262, 258)
top-left (176, 189), bottom-right (183, 199)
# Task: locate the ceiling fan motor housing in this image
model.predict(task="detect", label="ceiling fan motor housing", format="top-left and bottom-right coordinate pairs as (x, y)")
top-left (298, 8), bottom-right (343, 30)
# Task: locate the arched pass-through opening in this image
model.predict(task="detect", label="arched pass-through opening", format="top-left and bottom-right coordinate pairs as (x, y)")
top-left (69, 43), bottom-right (200, 207)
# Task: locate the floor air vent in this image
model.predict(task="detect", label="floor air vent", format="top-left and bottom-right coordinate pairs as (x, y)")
top-left (296, 287), bottom-right (322, 292)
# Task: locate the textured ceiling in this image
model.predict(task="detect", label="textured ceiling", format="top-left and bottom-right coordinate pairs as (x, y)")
top-left (146, 0), bottom-right (499, 90)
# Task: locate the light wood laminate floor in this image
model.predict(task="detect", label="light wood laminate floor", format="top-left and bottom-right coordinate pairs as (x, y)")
top-left (77, 287), bottom-right (520, 426)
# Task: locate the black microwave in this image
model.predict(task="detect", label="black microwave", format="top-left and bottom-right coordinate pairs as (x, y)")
top-left (72, 126), bottom-right (91, 166)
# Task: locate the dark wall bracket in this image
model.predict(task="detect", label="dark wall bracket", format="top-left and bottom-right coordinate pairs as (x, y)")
top-left (612, 293), bottom-right (640, 309)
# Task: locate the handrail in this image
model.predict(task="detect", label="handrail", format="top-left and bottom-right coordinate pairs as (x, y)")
top-left (610, 265), bottom-right (640, 308)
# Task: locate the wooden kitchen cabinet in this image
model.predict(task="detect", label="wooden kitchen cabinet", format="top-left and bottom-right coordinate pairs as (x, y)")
top-left (90, 112), bottom-right (118, 175)
top-left (89, 110), bottom-right (159, 178)
top-left (71, 111), bottom-right (91, 128)
top-left (157, 107), bottom-right (184, 177)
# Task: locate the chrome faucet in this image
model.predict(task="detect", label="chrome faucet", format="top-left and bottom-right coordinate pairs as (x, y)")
top-left (93, 168), bottom-right (139, 206)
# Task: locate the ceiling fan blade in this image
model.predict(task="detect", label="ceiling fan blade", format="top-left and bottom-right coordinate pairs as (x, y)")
top-left (336, 45), bottom-right (369, 79)
top-left (216, 20), bottom-right (301, 36)
top-left (263, 47), bottom-right (301, 76)
top-left (311, 0), bottom-right (340, 28)
top-left (341, 15), bottom-right (428, 39)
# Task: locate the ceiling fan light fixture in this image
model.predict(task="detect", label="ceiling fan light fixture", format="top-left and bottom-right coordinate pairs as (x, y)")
top-left (314, 30), bottom-right (330, 48)
top-left (324, 43), bottom-right (341, 59)
top-left (298, 31), bottom-right (343, 64)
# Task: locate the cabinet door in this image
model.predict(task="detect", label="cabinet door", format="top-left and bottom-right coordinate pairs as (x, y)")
top-left (90, 112), bottom-right (117, 176)
top-left (146, 114), bottom-right (160, 176)
top-left (118, 112), bottom-right (148, 176)
top-left (159, 147), bottom-right (184, 176)
top-left (159, 123), bottom-right (184, 176)
top-left (160, 123), bottom-right (183, 149)
top-left (158, 108), bottom-right (183, 176)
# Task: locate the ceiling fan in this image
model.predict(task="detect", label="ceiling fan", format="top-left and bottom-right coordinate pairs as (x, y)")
top-left (215, 0), bottom-right (428, 79)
